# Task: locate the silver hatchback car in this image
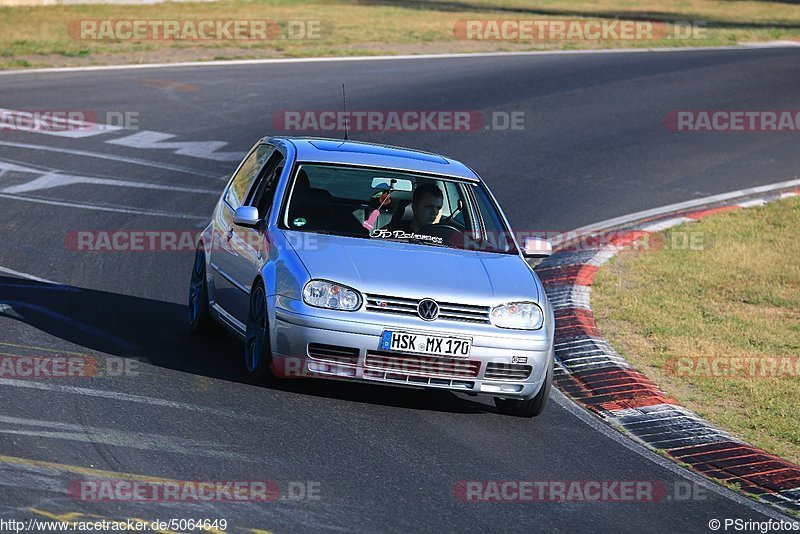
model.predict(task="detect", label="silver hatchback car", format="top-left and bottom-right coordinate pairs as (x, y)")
top-left (189, 137), bottom-right (554, 417)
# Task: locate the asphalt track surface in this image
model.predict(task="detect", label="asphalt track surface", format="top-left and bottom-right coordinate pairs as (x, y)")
top-left (1, 48), bottom-right (799, 532)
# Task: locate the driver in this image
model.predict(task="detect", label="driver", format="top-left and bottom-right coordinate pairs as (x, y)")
top-left (396, 183), bottom-right (444, 233)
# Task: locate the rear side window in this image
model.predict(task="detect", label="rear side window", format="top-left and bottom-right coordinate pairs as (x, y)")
top-left (225, 144), bottom-right (274, 209)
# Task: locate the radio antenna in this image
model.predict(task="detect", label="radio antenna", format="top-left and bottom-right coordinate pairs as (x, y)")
top-left (342, 83), bottom-right (350, 141)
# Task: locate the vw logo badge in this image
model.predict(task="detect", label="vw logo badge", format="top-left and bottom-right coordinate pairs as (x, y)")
top-left (417, 298), bottom-right (439, 321)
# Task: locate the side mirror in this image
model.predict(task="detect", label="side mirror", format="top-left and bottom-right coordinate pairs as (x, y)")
top-left (523, 237), bottom-right (552, 259)
top-left (233, 206), bottom-right (260, 229)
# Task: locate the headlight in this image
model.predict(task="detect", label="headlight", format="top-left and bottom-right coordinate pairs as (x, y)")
top-left (302, 280), bottom-right (362, 311)
top-left (490, 302), bottom-right (544, 330)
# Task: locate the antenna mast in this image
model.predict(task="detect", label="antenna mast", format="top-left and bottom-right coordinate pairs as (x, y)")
top-left (342, 83), bottom-right (350, 141)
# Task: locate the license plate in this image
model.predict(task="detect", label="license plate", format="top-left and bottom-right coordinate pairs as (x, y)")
top-left (380, 331), bottom-right (472, 357)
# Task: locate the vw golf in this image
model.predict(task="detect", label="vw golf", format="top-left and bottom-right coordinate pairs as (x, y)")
top-left (188, 137), bottom-right (554, 417)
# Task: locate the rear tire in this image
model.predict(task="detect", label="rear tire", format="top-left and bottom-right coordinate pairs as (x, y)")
top-left (188, 247), bottom-right (215, 334)
top-left (244, 283), bottom-right (275, 381)
top-left (494, 356), bottom-right (553, 418)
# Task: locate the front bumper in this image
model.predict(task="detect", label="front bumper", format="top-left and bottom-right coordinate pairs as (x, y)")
top-left (271, 298), bottom-right (553, 400)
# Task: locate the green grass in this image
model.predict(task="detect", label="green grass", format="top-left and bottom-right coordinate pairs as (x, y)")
top-left (0, 0), bottom-right (799, 69)
top-left (592, 196), bottom-right (800, 465)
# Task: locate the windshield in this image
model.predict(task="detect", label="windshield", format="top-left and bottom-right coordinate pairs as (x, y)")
top-left (279, 163), bottom-right (517, 254)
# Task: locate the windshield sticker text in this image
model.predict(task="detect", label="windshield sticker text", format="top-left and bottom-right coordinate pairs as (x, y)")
top-left (370, 229), bottom-right (444, 244)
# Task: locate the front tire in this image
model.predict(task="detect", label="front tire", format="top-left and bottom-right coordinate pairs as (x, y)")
top-left (188, 247), bottom-right (214, 334)
top-left (494, 356), bottom-right (553, 418)
top-left (244, 283), bottom-right (275, 381)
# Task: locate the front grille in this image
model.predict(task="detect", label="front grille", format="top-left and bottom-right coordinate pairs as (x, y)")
top-left (484, 362), bottom-right (532, 380)
top-left (365, 294), bottom-right (490, 324)
top-left (365, 351), bottom-right (481, 378)
top-left (308, 343), bottom-right (359, 365)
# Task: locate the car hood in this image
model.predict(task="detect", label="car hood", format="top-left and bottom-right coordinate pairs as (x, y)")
top-left (283, 231), bottom-right (539, 305)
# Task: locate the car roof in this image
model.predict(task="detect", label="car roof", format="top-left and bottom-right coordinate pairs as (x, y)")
top-left (263, 136), bottom-right (480, 181)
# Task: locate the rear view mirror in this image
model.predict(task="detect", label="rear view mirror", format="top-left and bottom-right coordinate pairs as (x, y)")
top-left (233, 206), bottom-right (260, 229)
top-left (371, 177), bottom-right (413, 192)
top-left (523, 237), bottom-right (552, 259)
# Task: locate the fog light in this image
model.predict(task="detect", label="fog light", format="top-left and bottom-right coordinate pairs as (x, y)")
top-left (480, 383), bottom-right (524, 394)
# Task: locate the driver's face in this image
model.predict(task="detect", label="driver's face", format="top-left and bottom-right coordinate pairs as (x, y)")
top-left (413, 193), bottom-right (444, 229)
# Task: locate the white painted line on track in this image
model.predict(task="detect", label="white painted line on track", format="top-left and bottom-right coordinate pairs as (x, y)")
top-left (737, 198), bottom-right (769, 208)
top-left (0, 141), bottom-right (223, 179)
top-left (574, 178), bottom-right (800, 234)
top-left (1, 170), bottom-right (218, 195)
top-left (108, 131), bottom-right (246, 162)
top-left (0, 108), bottom-right (122, 138)
top-left (1, 43), bottom-right (799, 76)
top-left (0, 414), bottom-right (255, 462)
top-left (0, 192), bottom-right (207, 221)
top-left (0, 160), bottom-right (42, 175)
top-left (0, 155), bottom-right (82, 178)
top-left (0, 109), bottom-right (246, 163)
top-left (0, 429), bottom-right (251, 461)
top-left (638, 216), bottom-right (694, 232)
top-left (585, 248), bottom-right (617, 267)
top-left (0, 378), bottom-right (274, 425)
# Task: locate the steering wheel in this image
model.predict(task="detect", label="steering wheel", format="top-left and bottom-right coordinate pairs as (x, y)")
top-left (417, 223), bottom-right (465, 246)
